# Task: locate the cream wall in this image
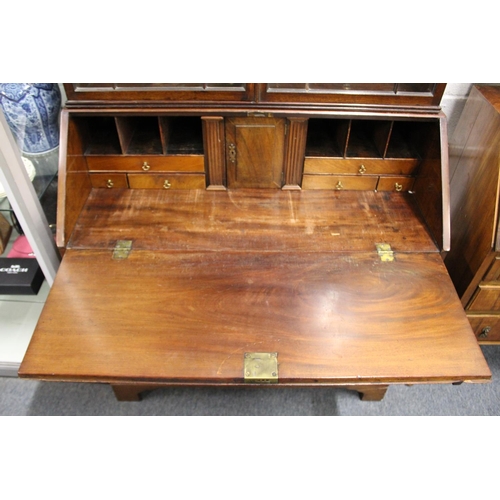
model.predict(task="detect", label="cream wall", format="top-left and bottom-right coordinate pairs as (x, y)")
top-left (441, 83), bottom-right (474, 137)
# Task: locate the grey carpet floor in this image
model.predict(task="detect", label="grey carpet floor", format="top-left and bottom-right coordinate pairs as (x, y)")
top-left (2, 344), bottom-right (499, 416)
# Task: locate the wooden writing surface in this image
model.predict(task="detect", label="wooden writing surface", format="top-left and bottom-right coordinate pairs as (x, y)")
top-left (19, 189), bottom-right (491, 386)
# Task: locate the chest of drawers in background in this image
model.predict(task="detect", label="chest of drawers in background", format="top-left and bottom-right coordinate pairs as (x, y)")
top-left (445, 85), bottom-right (500, 343)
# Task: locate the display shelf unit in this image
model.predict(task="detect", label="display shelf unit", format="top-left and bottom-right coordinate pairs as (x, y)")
top-left (0, 224), bottom-right (51, 376)
top-left (0, 151), bottom-right (59, 231)
top-left (0, 111), bottom-right (60, 376)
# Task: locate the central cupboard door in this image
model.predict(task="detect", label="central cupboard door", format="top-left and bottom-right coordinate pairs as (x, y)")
top-left (226, 117), bottom-right (285, 188)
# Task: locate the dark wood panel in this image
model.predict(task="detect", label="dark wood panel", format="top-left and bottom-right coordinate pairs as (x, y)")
top-left (483, 256), bottom-right (500, 281)
top-left (283, 118), bottom-right (308, 189)
top-left (68, 189), bottom-right (438, 253)
top-left (226, 117), bottom-right (285, 189)
top-left (468, 283), bottom-right (500, 311)
top-left (19, 250), bottom-right (490, 384)
top-left (445, 86), bottom-right (500, 297)
top-left (202, 117), bottom-right (226, 190)
top-left (56, 110), bottom-right (92, 250)
top-left (411, 116), bottom-right (447, 251)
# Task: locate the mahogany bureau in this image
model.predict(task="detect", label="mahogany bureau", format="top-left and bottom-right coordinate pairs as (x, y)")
top-left (18, 84), bottom-right (491, 402)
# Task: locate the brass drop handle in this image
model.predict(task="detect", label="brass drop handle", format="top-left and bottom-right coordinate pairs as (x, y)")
top-left (163, 179), bottom-right (171, 189)
top-left (228, 143), bottom-right (236, 163)
top-left (106, 179), bottom-right (114, 188)
top-left (142, 162), bottom-right (151, 171)
top-left (395, 183), bottom-right (403, 192)
top-left (479, 326), bottom-right (491, 339)
top-left (358, 164), bottom-right (366, 174)
top-left (335, 181), bottom-right (343, 190)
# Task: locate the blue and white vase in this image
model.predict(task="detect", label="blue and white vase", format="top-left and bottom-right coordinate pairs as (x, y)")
top-left (0, 83), bottom-right (61, 155)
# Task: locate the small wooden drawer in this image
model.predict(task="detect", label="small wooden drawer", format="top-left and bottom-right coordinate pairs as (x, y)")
top-left (87, 155), bottom-right (205, 173)
top-left (90, 174), bottom-right (129, 189)
top-left (483, 257), bottom-right (500, 281)
top-left (377, 176), bottom-right (415, 192)
top-left (303, 158), bottom-right (419, 175)
top-left (301, 175), bottom-right (378, 190)
top-left (467, 313), bottom-right (500, 342)
top-left (467, 282), bottom-right (500, 311)
top-left (128, 173), bottom-right (206, 190)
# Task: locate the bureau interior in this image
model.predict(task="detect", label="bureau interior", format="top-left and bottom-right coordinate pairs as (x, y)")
top-left (71, 115), bottom-right (204, 156)
top-left (58, 112), bottom-right (447, 253)
top-left (304, 117), bottom-right (439, 169)
top-left (303, 116), bottom-right (445, 249)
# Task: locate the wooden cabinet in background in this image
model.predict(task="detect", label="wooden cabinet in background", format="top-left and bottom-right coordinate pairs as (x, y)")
top-left (445, 87), bottom-right (500, 343)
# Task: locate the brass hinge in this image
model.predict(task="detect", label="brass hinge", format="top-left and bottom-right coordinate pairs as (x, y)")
top-left (112, 240), bottom-right (133, 260)
top-left (244, 352), bottom-right (278, 383)
top-left (375, 243), bottom-right (394, 262)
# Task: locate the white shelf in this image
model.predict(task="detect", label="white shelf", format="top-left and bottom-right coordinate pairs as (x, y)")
top-left (0, 281), bottom-right (50, 376)
top-left (0, 227), bottom-right (50, 376)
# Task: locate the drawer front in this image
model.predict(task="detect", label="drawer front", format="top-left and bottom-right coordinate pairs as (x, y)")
top-left (90, 173), bottom-right (129, 189)
top-left (467, 314), bottom-right (500, 342)
top-left (303, 158), bottom-right (419, 175)
top-left (128, 173), bottom-right (206, 190)
top-left (483, 257), bottom-right (500, 281)
top-left (467, 283), bottom-right (500, 311)
top-left (377, 176), bottom-right (415, 192)
top-left (302, 175), bottom-right (378, 190)
top-left (87, 155), bottom-right (205, 172)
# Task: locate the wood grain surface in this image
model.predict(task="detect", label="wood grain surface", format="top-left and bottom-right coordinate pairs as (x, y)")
top-left (19, 249), bottom-right (490, 384)
top-left (68, 189), bottom-right (438, 253)
top-left (21, 189), bottom-right (490, 386)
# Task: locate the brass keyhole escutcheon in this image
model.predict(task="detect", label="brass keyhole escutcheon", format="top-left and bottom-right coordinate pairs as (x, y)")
top-left (335, 181), bottom-right (344, 190)
top-left (163, 179), bottom-right (171, 189)
top-left (106, 179), bottom-right (114, 188)
top-left (358, 164), bottom-right (366, 174)
top-left (142, 162), bottom-right (151, 171)
top-left (394, 183), bottom-right (403, 192)
top-left (228, 143), bottom-right (236, 163)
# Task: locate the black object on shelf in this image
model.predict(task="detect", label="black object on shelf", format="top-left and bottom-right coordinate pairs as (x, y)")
top-left (0, 258), bottom-right (44, 294)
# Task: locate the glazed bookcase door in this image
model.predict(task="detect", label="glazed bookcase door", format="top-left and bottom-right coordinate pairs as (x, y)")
top-left (64, 83), bottom-right (256, 103)
top-left (257, 83), bottom-right (446, 107)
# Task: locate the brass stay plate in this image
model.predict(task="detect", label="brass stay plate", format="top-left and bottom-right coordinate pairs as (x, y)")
top-left (112, 240), bottom-right (133, 260)
top-left (244, 352), bottom-right (278, 383)
top-left (375, 243), bottom-right (394, 262)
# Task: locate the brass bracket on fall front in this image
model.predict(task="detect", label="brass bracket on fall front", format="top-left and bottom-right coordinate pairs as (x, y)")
top-left (112, 240), bottom-right (133, 260)
top-left (244, 352), bottom-right (278, 383)
top-left (375, 243), bottom-right (394, 262)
